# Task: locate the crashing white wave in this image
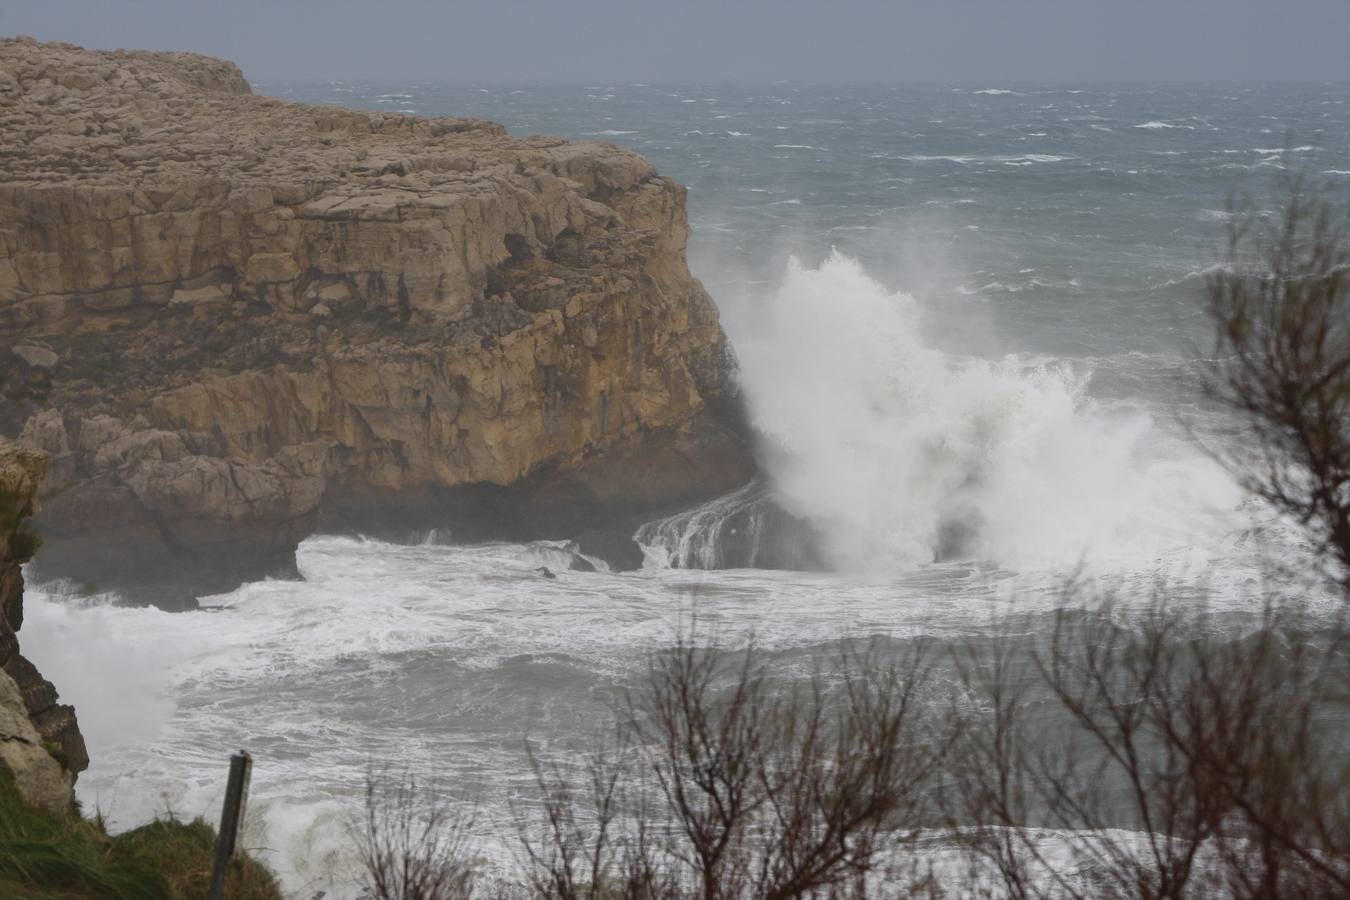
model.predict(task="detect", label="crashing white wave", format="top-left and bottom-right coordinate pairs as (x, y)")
top-left (735, 252), bottom-right (1243, 573)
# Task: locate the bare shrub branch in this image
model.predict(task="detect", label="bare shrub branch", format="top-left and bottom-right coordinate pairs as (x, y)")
top-left (947, 593), bottom-right (1350, 900)
top-left (1203, 175), bottom-right (1350, 586)
top-left (354, 770), bottom-right (478, 900)
top-left (515, 634), bottom-right (952, 899)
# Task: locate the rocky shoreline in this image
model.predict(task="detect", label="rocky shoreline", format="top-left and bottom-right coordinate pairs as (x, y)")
top-left (0, 38), bottom-right (753, 604)
top-left (0, 440), bottom-right (86, 812)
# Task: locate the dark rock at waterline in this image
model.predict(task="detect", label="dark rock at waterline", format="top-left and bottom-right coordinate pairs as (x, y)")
top-left (535, 566), bottom-right (557, 580)
top-left (567, 554), bottom-right (597, 573)
top-left (29, 411), bottom-right (752, 607)
top-left (572, 526), bottom-right (646, 572)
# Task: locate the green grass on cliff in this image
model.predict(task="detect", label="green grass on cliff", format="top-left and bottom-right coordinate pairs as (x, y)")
top-left (0, 769), bottom-right (281, 900)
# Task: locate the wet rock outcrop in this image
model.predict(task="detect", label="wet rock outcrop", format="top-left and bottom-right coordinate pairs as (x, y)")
top-left (0, 38), bottom-right (753, 602)
top-left (0, 440), bottom-right (87, 812)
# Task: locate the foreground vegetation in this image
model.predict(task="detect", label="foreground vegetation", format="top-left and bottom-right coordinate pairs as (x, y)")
top-left (0, 768), bottom-right (280, 900)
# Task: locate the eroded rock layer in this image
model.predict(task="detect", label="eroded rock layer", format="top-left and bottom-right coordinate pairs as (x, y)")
top-left (0, 38), bottom-right (752, 601)
top-left (0, 440), bottom-right (86, 813)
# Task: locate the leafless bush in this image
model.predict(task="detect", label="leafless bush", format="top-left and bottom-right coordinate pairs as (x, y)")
top-left (515, 636), bottom-right (954, 899)
top-left (946, 594), bottom-right (1350, 900)
top-left (354, 771), bottom-right (478, 900)
top-left (1203, 175), bottom-right (1350, 586)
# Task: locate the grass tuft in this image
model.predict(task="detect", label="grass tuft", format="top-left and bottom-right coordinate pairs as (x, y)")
top-left (0, 767), bottom-right (281, 900)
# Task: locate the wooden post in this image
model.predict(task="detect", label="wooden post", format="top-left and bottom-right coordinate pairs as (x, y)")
top-left (208, 750), bottom-right (253, 900)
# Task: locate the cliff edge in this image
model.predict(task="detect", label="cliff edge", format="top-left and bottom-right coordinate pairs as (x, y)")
top-left (0, 439), bottom-right (87, 812)
top-left (0, 38), bottom-right (753, 602)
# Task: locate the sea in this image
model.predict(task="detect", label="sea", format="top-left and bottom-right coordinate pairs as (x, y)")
top-left (20, 82), bottom-right (1350, 895)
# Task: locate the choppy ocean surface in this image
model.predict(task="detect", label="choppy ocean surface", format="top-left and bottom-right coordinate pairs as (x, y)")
top-left (23, 83), bottom-right (1350, 895)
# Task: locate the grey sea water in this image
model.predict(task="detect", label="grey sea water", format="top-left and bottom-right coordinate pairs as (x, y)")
top-left (23, 83), bottom-right (1350, 895)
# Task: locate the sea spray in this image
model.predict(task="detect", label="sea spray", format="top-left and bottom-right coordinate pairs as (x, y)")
top-left (733, 252), bottom-right (1241, 572)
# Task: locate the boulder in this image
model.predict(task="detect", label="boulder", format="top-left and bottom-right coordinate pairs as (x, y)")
top-left (10, 344), bottom-right (58, 371)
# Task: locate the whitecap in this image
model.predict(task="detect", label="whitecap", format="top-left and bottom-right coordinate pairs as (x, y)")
top-left (1157, 263), bottom-right (1232, 288)
top-left (901, 155), bottom-right (976, 163)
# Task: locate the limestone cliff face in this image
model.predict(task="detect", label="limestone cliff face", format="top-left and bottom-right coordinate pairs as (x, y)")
top-left (0, 440), bottom-right (87, 813)
top-left (0, 39), bottom-right (752, 600)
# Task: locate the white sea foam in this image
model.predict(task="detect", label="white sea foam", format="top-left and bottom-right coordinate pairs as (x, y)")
top-left (32, 525), bottom-right (1269, 897)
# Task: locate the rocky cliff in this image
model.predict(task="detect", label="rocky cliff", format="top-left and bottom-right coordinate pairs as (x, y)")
top-left (0, 38), bottom-right (753, 602)
top-left (0, 440), bottom-right (86, 812)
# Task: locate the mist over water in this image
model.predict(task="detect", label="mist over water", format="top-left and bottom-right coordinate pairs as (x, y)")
top-left (20, 82), bottom-right (1350, 895)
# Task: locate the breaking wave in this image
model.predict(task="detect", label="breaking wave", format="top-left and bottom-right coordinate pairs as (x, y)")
top-left (727, 253), bottom-right (1242, 573)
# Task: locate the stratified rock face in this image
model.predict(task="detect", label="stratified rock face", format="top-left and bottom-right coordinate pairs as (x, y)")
top-left (0, 440), bottom-right (87, 812)
top-left (0, 38), bottom-right (752, 600)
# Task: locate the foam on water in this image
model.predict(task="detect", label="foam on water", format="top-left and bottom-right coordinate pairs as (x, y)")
top-left (20, 521), bottom-right (1274, 895)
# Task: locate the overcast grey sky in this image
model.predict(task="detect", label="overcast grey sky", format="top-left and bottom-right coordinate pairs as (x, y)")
top-left (4, 0), bottom-right (1348, 83)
